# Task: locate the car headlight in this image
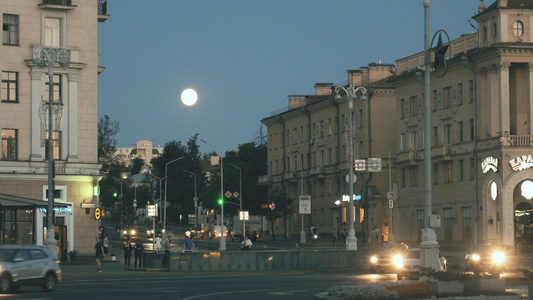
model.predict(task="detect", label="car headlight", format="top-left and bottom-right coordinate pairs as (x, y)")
top-left (472, 254), bottom-right (480, 261)
top-left (394, 256), bottom-right (403, 268)
top-left (493, 251), bottom-right (504, 264)
top-left (123, 230), bottom-right (127, 235)
top-left (130, 229), bottom-right (136, 235)
top-left (370, 256), bottom-right (378, 264)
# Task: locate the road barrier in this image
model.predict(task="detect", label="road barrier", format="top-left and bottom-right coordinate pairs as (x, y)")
top-left (155, 250), bottom-right (358, 272)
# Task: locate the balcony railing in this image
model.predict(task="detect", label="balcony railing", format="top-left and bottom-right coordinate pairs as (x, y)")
top-left (432, 145), bottom-right (452, 158)
top-left (98, 0), bottom-right (108, 15)
top-left (42, 0), bottom-right (72, 5)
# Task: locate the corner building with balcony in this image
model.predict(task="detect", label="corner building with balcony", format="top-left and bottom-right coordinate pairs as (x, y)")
top-left (391, 0), bottom-right (533, 247)
top-left (261, 63), bottom-right (397, 243)
top-left (0, 0), bottom-right (108, 258)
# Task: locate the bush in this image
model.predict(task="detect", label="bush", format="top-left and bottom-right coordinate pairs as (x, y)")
top-left (386, 283), bottom-right (438, 299)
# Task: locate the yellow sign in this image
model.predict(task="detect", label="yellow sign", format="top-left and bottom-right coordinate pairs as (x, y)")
top-left (94, 207), bottom-right (101, 220)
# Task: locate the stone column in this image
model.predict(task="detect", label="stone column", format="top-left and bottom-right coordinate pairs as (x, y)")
top-left (498, 62), bottom-right (511, 135)
top-left (67, 73), bottom-right (79, 162)
top-left (420, 228), bottom-right (441, 271)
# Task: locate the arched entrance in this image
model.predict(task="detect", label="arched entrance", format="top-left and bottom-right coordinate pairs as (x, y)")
top-left (514, 199), bottom-right (533, 246)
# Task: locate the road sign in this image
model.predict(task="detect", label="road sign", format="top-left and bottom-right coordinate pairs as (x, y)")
top-left (345, 174), bottom-right (357, 183)
top-left (389, 199), bottom-right (394, 208)
top-left (225, 191), bottom-right (232, 198)
top-left (94, 207), bottom-right (101, 220)
top-left (354, 160), bottom-right (366, 171)
top-left (299, 195), bottom-right (311, 214)
top-left (239, 210), bottom-right (249, 221)
top-left (367, 158), bottom-right (382, 172)
top-left (387, 191), bottom-right (395, 200)
top-left (147, 204), bottom-right (157, 217)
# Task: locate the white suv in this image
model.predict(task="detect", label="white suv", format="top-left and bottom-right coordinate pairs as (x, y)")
top-left (0, 245), bottom-right (61, 293)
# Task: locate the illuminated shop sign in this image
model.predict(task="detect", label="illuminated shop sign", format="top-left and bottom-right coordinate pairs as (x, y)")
top-left (509, 155), bottom-right (533, 172)
top-left (482, 156), bottom-right (498, 173)
top-left (39, 206), bottom-right (72, 214)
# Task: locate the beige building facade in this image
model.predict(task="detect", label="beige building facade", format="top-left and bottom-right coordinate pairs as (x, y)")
top-left (261, 63), bottom-right (397, 242)
top-left (391, 0), bottom-right (533, 247)
top-left (0, 0), bottom-right (108, 257)
top-left (115, 139), bottom-right (164, 167)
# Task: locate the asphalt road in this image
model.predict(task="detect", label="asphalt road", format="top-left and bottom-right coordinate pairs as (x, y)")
top-left (2, 271), bottom-right (397, 299)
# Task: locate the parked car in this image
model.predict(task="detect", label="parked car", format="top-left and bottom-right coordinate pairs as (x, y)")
top-left (369, 244), bottom-right (409, 273)
top-left (396, 248), bottom-right (446, 280)
top-left (465, 245), bottom-right (506, 278)
top-left (0, 245), bottom-right (61, 293)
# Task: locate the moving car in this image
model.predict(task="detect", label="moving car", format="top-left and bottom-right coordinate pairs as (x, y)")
top-left (465, 245), bottom-right (506, 278)
top-left (396, 248), bottom-right (447, 280)
top-left (369, 244), bottom-right (409, 273)
top-left (187, 227), bottom-right (205, 239)
top-left (0, 245), bottom-right (61, 293)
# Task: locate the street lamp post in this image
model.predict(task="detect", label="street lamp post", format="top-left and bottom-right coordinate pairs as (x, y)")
top-left (334, 84), bottom-right (367, 251)
top-left (33, 47), bottom-right (70, 259)
top-left (164, 157), bottom-right (184, 241)
top-left (201, 139), bottom-right (226, 251)
top-left (183, 170), bottom-right (198, 228)
top-left (371, 139), bottom-right (394, 245)
top-left (227, 163), bottom-right (243, 236)
top-left (145, 172), bottom-right (162, 251)
top-left (291, 156), bottom-right (306, 243)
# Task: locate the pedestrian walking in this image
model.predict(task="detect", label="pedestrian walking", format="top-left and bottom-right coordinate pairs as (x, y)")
top-left (134, 239), bottom-right (144, 268)
top-left (95, 238), bottom-right (104, 272)
top-left (123, 239), bottom-right (132, 269)
top-left (162, 236), bottom-right (171, 268)
top-left (103, 234), bottom-right (109, 260)
top-left (241, 236), bottom-right (252, 251)
top-left (155, 235), bottom-right (162, 251)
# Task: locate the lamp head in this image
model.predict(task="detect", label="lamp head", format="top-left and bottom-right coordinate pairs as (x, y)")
top-left (334, 94), bottom-right (343, 102)
top-left (360, 94), bottom-right (367, 101)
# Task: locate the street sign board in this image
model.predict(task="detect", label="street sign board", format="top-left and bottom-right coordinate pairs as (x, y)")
top-left (354, 160), bottom-right (366, 171)
top-left (345, 174), bottom-right (357, 183)
top-left (239, 210), bottom-right (249, 221)
top-left (225, 191), bottom-right (232, 198)
top-left (389, 199), bottom-right (394, 208)
top-left (367, 158), bottom-right (382, 172)
top-left (299, 195), bottom-right (311, 214)
top-left (147, 204), bottom-right (157, 217)
top-left (387, 191), bottom-right (395, 200)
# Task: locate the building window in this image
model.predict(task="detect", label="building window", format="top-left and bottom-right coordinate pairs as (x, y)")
top-left (432, 90), bottom-right (438, 111)
top-left (458, 83), bottom-right (463, 105)
top-left (459, 121), bottom-right (464, 142)
top-left (44, 74), bottom-right (62, 104)
top-left (433, 163), bottom-right (438, 185)
top-left (401, 168), bottom-right (406, 188)
top-left (470, 158), bottom-right (474, 180)
top-left (469, 80), bottom-right (474, 103)
top-left (470, 119), bottom-right (474, 141)
top-left (1, 129), bottom-right (17, 160)
top-left (444, 124), bottom-right (451, 144)
top-left (444, 162), bottom-right (453, 183)
top-left (410, 166), bottom-right (418, 187)
top-left (444, 208), bottom-right (453, 241)
top-left (417, 210), bottom-right (425, 240)
top-left (45, 131), bottom-right (61, 160)
top-left (1, 71), bottom-right (17, 103)
top-left (462, 207), bottom-right (472, 241)
top-left (513, 21), bottom-right (524, 37)
top-left (2, 14), bottom-right (19, 45)
top-left (44, 17), bottom-right (62, 47)
top-left (433, 127), bottom-right (438, 145)
top-left (459, 160), bottom-right (464, 182)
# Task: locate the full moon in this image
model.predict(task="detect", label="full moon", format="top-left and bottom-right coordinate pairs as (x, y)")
top-left (181, 88), bottom-right (198, 106)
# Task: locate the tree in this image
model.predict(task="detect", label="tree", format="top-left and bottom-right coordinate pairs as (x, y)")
top-left (130, 157), bottom-right (144, 175)
top-left (265, 189), bottom-right (293, 240)
top-left (97, 115), bottom-right (120, 172)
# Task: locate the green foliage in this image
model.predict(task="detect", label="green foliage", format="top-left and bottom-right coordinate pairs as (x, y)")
top-left (130, 158), bottom-right (145, 175)
top-left (97, 115), bottom-right (120, 172)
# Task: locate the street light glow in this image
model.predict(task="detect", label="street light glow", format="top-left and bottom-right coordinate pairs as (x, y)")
top-left (181, 88), bottom-right (198, 106)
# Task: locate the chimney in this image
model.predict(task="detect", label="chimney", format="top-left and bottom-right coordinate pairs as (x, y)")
top-left (498, 0), bottom-right (507, 7)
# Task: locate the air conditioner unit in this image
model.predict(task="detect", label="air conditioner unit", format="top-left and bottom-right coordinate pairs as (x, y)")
top-left (429, 215), bottom-right (441, 228)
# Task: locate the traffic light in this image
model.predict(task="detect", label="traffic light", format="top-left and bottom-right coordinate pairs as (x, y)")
top-left (218, 197), bottom-right (223, 205)
top-left (113, 192), bottom-right (118, 198)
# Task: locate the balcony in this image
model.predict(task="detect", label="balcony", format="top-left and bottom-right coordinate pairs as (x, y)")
top-left (478, 135), bottom-right (533, 151)
top-left (258, 175), bottom-right (270, 185)
top-left (397, 150), bottom-right (420, 164)
top-left (98, 0), bottom-right (109, 22)
top-left (39, 0), bottom-right (77, 10)
top-left (432, 144), bottom-right (452, 160)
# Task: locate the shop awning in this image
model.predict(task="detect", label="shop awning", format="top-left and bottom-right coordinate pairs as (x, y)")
top-left (0, 193), bottom-right (71, 208)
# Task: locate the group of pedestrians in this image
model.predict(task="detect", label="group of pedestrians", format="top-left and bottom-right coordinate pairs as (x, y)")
top-left (123, 239), bottom-right (144, 269)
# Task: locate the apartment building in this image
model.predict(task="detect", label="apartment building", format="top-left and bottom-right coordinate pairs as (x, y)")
top-left (391, 0), bottom-right (533, 246)
top-left (115, 139), bottom-right (164, 167)
top-left (0, 0), bottom-right (108, 257)
top-left (261, 63), bottom-right (397, 242)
